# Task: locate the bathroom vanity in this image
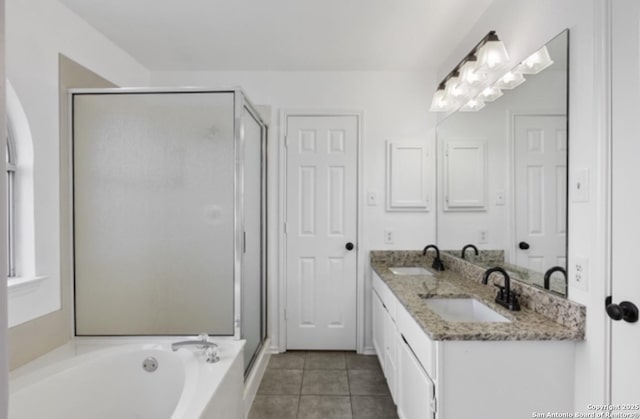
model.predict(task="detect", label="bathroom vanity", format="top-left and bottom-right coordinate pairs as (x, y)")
top-left (370, 251), bottom-right (584, 419)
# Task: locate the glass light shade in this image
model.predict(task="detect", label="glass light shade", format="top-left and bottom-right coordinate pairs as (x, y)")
top-left (430, 89), bottom-right (455, 112)
top-left (458, 60), bottom-right (486, 88)
top-left (444, 75), bottom-right (469, 100)
top-left (478, 86), bottom-right (503, 102)
top-left (494, 71), bottom-right (526, 90)
top-left (476, 39), bottom-right (510, 74)
top-left (460, 98), bottom-right (486, 112)
top-left (518, 46), bottom-right (554, 74)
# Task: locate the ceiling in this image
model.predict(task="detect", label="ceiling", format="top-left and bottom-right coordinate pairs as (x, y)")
top-left (59, 0), bottom-right (494, 72)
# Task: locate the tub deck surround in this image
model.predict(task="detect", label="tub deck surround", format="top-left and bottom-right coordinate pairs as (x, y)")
top-left (370, 250), bottom-right (585, 341)
top-left (9, 338), bottom-right (246, 419)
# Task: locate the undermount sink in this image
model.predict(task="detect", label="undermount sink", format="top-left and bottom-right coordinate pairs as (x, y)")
top-left (389, 267), bottom-right (433, 276)
top-left (422, 297), bottom-right (511, 323)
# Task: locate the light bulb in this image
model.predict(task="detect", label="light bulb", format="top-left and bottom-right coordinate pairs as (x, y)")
top-left (458, 59), bottom-right (486, 88)
top-left (494, 71), bottom-right (526, 90)
top-left (460, 98), bottom-right (486, 112)
top-left (518, 46), bottom-right (554, 74)
top-left (478, 86), bottom-right (503, 102)
top-left (429, 88), bottom-right (454, 112)
top-left (476, 35), bottom-right (510, 74)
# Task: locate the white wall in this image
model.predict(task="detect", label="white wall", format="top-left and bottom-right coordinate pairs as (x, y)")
top-left (5, 0), bottom-right (149, 365)
top-left (439, 0), bottom-right (606, 408)
top-left (152, 70), bottom-right (437, 351)
top-left (1, 0), bottom-right (8, 414)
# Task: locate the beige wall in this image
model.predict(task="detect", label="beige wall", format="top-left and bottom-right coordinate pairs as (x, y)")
top-left (8, 55), bottom-right (115, 369)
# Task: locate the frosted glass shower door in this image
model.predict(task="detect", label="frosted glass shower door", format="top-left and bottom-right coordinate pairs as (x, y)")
top-left (241, 105), bottom-right (266, 370)
top-left (73, 92), bottom-right (236, 335)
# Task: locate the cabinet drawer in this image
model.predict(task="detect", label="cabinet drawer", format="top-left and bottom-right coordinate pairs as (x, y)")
top-left (372, 271), bottom-right (397, 321)
top-left (396, 303), bottom-right (436, 380)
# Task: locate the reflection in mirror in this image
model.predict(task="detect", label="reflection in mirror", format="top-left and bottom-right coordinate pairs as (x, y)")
top-left (436, 31), bottom-right (568, 297)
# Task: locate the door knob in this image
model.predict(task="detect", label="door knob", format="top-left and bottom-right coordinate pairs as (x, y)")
top-left (606, 297), bottom-right (639, 323)
top-left (518, 241), bottom-right (530, 250)
top-left (345, 242), bottom-right (354, 251)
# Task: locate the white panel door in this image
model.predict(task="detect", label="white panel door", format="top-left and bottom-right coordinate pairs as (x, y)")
top-left (285, 115), bottom-right (358, 350)
top-left (514, 115), bottom-right (567, 272)
top-left (610, 0), bottom-right (640, 406)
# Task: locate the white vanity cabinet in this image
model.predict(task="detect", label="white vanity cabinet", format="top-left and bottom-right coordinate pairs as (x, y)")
top-left (372, 270), bottom-right (399, 401)
top-left (397, 334), bottom-right (435, 419)
top-left (371, 269), bottom-right (576, 419)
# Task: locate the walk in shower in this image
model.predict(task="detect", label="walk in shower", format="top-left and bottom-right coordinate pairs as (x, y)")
top-left (71, 89), bottom-right (267, 373)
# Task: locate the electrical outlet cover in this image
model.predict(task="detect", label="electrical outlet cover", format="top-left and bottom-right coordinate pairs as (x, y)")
top-left (573, 257), bottom-right (588, 291)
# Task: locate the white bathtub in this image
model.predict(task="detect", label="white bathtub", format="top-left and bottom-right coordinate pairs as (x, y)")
top-left (9, 338), bottom-right (245, 419)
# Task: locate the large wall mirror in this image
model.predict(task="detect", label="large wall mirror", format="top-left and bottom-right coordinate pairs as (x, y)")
top-left (436, 30), bottom-right (569, 297)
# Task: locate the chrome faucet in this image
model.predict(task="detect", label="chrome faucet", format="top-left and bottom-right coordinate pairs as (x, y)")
top-left (422, 244), bottom-right (445, 271)
top-left (172, 333), bottom-right (219, 363)
top-left (482, 267), bottom-right (520, 311)
top-left (461, 244), bottom-right (479, 260)
top-left (543, 266), bottom-right (567, 292)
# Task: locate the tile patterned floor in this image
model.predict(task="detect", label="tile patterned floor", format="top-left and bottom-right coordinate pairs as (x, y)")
top-left (249, 351), bottom-right (399, 419)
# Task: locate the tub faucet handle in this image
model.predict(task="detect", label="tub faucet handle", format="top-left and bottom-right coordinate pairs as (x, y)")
top-left (205, 345), bottom-right (220, 363)
top-left (198, 333), bottom-right (209, 342)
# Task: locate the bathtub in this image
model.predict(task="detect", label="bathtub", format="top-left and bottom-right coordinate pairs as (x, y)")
top-left (9, 338), bottom-right (245, 419)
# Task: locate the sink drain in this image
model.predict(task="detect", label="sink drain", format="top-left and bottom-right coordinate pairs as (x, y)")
top-left (142, 356), bottom-right (158, 372)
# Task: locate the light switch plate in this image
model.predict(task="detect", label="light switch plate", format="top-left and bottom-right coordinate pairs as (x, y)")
top-left (572, 169), bottom-right (590, 202)
top-left (367, 191), bottom-right (377, 206)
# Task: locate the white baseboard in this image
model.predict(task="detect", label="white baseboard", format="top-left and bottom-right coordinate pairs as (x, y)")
top-left (361, 345), bottom-right (376, 355)
top-left (243, 338), bottom-right (272, 419)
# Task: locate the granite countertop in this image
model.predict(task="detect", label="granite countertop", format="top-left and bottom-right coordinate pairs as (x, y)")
top-left (371, 257), bottom-right (584, 341)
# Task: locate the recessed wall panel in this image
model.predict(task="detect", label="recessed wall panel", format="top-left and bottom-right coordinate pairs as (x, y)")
top-left (327, 257), bottom-right (345, 327)
top-left (299, 258), bottom-right (316, 327)
top-left (527, 166), bottom-right (544, 234)
top-left (329, 130), bottom-right (345, 153)
top-left (527, 129), bottom-right (544, 153)
top-left (556, 165), bottom-right (567, 234)
top-left (328, 167), bottom-right (345, 236)
top-left (299, 166), bottom-right (316, 236)
top-left (556, 129), bottom-right (567, 151)
top-left (299, 130), bottom-right (316, 153)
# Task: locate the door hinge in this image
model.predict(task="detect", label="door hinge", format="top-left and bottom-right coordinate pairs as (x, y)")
top-left (284, 309), bottom-right (288, 321)
top-left (284, 135), bottom-right (288, 148)
top-left (284, 222), bottom-right (288, 234)
top-left (431, 396), bottom-right (438, 413)
top-left (243, 231), bottom-right (246, 253)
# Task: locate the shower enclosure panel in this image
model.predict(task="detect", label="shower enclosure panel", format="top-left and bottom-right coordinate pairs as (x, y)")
top-left (71, 89), bottom-right (267, 371)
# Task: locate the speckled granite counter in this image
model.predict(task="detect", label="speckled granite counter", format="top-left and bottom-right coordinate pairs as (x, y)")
top-left (370, 250), bottom-right (585, 341)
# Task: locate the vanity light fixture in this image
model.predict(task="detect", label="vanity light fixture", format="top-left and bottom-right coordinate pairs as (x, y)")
top-left (429, 30), bottom-right (510, 113)
top-left (494, 70), bottom-right (526, 90)
top-left (458, 58), bottom-right (486, 88)
top-left (477, 86), bottom-right (503, 102)
top-left (429, 84), bottom-right (456, 112)
top-left (460, 98), bottom-right (486, 112)
top-left (444, 72), bottom-right (469, 101)
top-left (518, 45), bottom-right (554, 74)
top-left (475, 32), bottom-right (511, 74)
